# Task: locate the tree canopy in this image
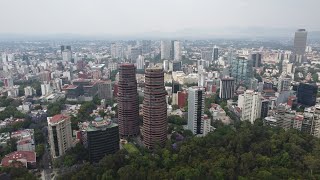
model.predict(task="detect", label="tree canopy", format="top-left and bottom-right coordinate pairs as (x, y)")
top-left (58, 121), bottom-right (320, 179)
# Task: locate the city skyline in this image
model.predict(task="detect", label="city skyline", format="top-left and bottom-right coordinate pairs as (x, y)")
top-left (0, 0), bottom-right (320, 36)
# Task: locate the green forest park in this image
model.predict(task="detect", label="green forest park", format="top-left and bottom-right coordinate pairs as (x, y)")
top-left (58, 120), bottom-right (320, 180)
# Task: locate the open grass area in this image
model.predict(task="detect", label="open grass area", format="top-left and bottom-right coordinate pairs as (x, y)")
top-left (123, 143), bottom-right (139, 154)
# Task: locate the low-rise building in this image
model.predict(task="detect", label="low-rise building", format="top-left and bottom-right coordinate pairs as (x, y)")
top-left (1, 151), bottom-right (36, 168)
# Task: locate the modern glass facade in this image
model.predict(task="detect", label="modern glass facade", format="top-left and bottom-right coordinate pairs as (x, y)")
top-left (230, 57), bottom-right (253, 86)
top-left (297, 83), bottom-right (318, 106)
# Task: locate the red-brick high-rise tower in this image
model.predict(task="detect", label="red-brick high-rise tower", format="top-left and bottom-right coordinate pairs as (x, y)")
top-left (118, 63), bottom-right (139, 137)
top-left (143, 65), bottom-right (167, 149)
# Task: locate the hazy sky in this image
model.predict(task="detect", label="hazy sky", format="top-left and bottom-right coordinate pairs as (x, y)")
top-left (1, 0), bottom-right (319, 34)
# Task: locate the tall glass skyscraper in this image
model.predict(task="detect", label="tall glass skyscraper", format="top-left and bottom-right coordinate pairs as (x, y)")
top-left (293, 29), bottom-right (308, 63)
top-left (230, 57), bottom-right (253, 86)
top-left (297, 83), bottom-right (317, 106)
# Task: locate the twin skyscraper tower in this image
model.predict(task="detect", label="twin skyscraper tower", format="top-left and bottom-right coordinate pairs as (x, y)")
top-left (118, 63), bottom-right (167, 149)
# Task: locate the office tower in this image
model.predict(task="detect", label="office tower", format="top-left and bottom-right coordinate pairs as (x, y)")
top-left (61, 45), bottom-right (71, 52)
top-left (201, 51), bottom-right (213, 62)
top-left (161, 40), bottom-right (171, 60)
top-left (238, 90), bottom-right (262, 123)
top-left (251, 52), bottom-right (262, 68)
top-left (53, 78), bottom-right (63, 92)
top-left (111, 43), bottom-right (117, 58)
top-left (143, 66), bottom-right (167, 149)
top-left (231, 57), bottom-right (253, 85)
top-left (81, 117), bottom-right (119, 162)
top-left (293, 29), bottom-right (308, 63)
top-left (41, 83), bottom-right (52, 96)
top-left (118, 64), bottom-right (139, 137)
top-left (172, 60), bottom-right (182, 71)
top-left (213, 45), bottom-right (219, 62)
top-left (111, 43), bottom-right (123, 59)
top-left (173, 41), bottom-right (182, 60)
top-left (136, 55), bottom-right (145, 70)
top-left (61, 45), bottom-right (72, 62)
top-left (130, 47), bottom-right (142, 63)
top-left (297, 83), bottom-right (317, 106)
top-left (278, 77), bottom-right (291, 92)
top-left (163, 60), bottom-right (169, 72)
top-left (197, 59), bottom-right (209, 70)
top-left (170, 40), bottom-right (175, 60)
top-left (47, 114), bottom-right (73, 158)
top-left (97, 80), bottom-right (113, 101)
top-left (187, 87), bottom-right (205, 136)
top-left (198, 73), bottom-right (206, 87)
top-left (261, 99), bottom-right (269, 119)
top-left (62, 50), bottom-right (72, 62)
top-left (282, 60), bottom-right (293, 75)
top-left (219, 77), bottom-right (235, 99)
top-left (24, 86), bottom-right (34, 97)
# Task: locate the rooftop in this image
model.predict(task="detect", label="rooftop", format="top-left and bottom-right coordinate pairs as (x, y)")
top-left (63, 85), bottom-right (78, 90)
top-left (49, 114), bottom-right (69, 124)
top-left (80, 118), bottom-right (118, 132)
top-left (1, 151), bottom-right (36, 168)
top-left (11, 129), bottom-right (34, 139)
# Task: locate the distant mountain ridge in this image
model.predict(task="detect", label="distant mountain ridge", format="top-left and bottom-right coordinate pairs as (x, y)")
top-left (0, 27), bottom-right (319, 40)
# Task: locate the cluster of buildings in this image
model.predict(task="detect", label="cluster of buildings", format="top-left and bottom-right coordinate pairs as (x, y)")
top-left (0, 129), bottom-right (36, 168)
top-left (0, 28), bottom-right (319, 168)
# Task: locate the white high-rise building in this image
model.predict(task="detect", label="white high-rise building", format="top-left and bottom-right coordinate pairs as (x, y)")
top-left (161, 40), bottom-right (171, 60)
top-left (62, 50), bottom-right (72, 62)
top-left (24, 86), bottom-right (34, 97)
top-left (41, 83), bottom-right (52, 96)
top-left (198, 73), bottom-right (206, 87)
top-left (111, 43), bottom-right (123, 59)
top-left (1, 53), bottom-right (7, 64)
top-left (278, 77), bottom-right (291, 92)
top-left (136, 55), bottom-right (145, 70)
top-left (313, 105), bottom-right (320, 138)
top-left (238, 90), bottom-right (262, 124)
top-left (174, 41), bottom-right (182, 61)
top-left (163, 60), bottom-right (169, 72)
top-left (111, 43), bottom-right (117, 58)
top-left (53, 78), bottom-right (63, 92)
top-left (203, 115), bottom-right (213, 136)
top-left (47, 114), bottom-right (73, 158)
top-left (7, 86), bottom-right (20, 97)
top-left (187, 87), bottom-right (205, 136)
